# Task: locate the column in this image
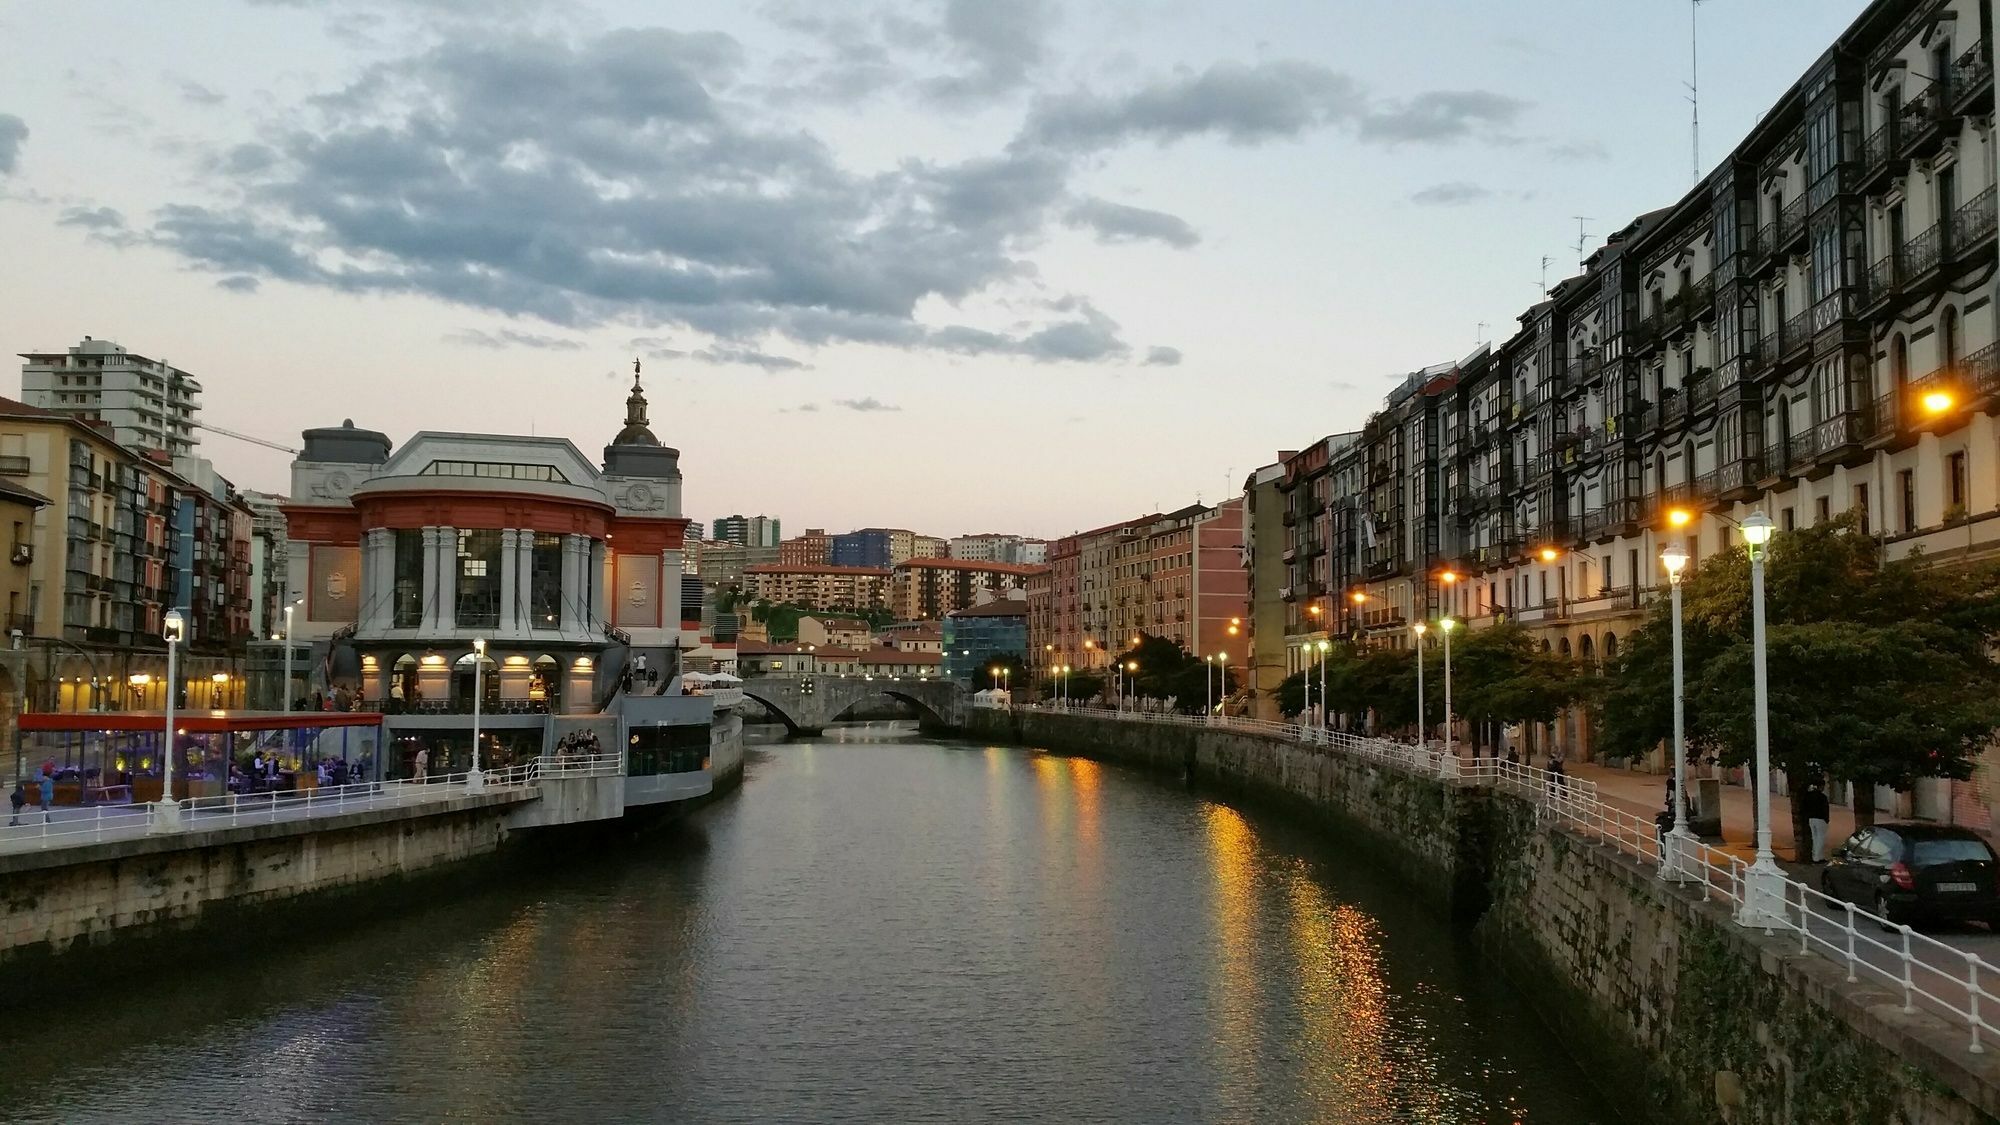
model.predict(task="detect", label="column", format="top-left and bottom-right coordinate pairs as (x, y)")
top-left (437, 527), bottom-right (458, 634)
top-left (590, 539), bottom-right (608, 627)
top-left (660, 548), bottom-right (683, 633)
top-left (499, 529), bottom-right (521, 636)
top-left (366, 529), bottom-right (393, 633)
top-left (561, 534), bottom-right (587, 635)
top-left (419, 527), bottom-right (442, 633)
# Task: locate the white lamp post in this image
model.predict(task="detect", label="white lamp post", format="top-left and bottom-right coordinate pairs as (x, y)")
top-left (1439, 617), bottom-right (1457, 772)
top-left (1660, 543), bottom-right (1694, 881)
top-left (1300, 644), bottom-right (1313, 727)
top-left (281, 599), bottom-right (299, 712)
top-left (1315, 639), bottom-right (1330, 728)
top-left (151, 609), bottom-right (185, 833)
top-left (1737, 509), bottom-right (1785, 927)
top-left (1412, 621), bottom-right (1428, 758)
top-left (468, 638), bottom-right (487, 792)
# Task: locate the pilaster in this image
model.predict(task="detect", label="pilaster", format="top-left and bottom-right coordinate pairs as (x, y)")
top-left (437, 527), bottom-right (458, 634)
top-left (661, 548), bottom-right (684, 635)
top-left (419, 527), bottom-right (442, 633)
top-left (499, 529), bottom-right (521, 636)
top-left (590, 539), bottom-right (608, 627)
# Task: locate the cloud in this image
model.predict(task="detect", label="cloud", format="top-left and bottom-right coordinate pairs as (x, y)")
top-left (57, 205), bottom-right (128, 231)
top-left (176, 80), bottom-right (226, 106)
top-left (690, 345), bottom-right (810, 371)
top-left (921, 0), bottom-right (1052, 103)
top-left (445, 327), bottom-right (587, 350)
top-left (778, 402), bottom-right (821, 413)
top-left (216, 275), bottom-right (261, 292)
top-left (1142, 345), bottom-right (1182, 366)
top-left (136, 26), bottom-right (1142, 364)
top-left (0, 115), bottom-right (26, 174)
top-left (1021, 61), bottom-right (1526, 152)
top-left (1064, 197), bottom-right (1199, 248)
top-left (1409, 182), bottom-right (1493, 206)
top-left (1546, 139), bottom-right (1608, 162)
top-left (833, 396), bottom-right (900, 412)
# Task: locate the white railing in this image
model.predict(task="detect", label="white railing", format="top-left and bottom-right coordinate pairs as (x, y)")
top-left (1028, 703), bottom-right (2000, 1051)
top-left (0, 753), bottom-right (625, 855)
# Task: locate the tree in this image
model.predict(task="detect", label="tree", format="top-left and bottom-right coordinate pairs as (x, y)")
top-left (1273, 670), bottom-right (1305, 718)
top-left (1042, 671), bottom-right (1104, 703)
top-left (1114, 633), bottom-right (1234, 712)
top-left (1600, 516), bottom-right (2000, 855)
top-left (973, 652), bottom-right (1028, 691)
top-left (1449, 623), bottom-right (1597, 751)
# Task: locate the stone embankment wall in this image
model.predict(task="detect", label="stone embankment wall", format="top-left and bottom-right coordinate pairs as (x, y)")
top-left (0, 791), bottom-right (531, 966)
top-left (961, 709), bottom-right (2000, 1125)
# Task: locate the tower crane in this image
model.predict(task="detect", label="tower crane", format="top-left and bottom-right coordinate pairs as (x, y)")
top-left (195, 421), bottom-right (299, 456)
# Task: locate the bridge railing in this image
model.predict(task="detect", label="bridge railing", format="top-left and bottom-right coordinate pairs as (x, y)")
top-left (1025, 704), bottom-right (2000, 1052)
top-left (0, 753), bottom-right (626, 856)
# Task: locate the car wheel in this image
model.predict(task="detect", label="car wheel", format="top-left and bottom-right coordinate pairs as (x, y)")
top-left (1875, 892), bottom-right (1900, 932)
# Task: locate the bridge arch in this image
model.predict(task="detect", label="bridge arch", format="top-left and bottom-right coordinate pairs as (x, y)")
top-left (737, 675), bottom-right (966, 735)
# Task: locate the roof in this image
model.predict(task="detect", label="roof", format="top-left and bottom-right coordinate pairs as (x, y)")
top-left (813, 647), bottom-right (943, 666)
top-left (893, 558), bottom-right (1040, 575)
top-left (803, 614), bottom-right (874, 629)
top-left (743, 564), bottom-right (892, 576)
top-left (0, 478), bottom-right (51, 508)
top-left (947, 600), bottom-right (1029, 618)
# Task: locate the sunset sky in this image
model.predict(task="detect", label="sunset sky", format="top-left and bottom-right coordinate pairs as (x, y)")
top-left (0, 0), bottom-right (1867, 538)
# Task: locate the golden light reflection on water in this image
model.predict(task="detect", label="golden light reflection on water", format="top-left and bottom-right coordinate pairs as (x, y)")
top-left (1202, 802), bottom-right (1263, 1102)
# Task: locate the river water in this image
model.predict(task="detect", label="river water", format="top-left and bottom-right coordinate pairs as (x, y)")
top-left (0, 726), bottom-right (1619, 1123)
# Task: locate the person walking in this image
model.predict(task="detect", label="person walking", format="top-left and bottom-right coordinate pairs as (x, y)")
top-left (1804, 779), bottom-right (1831, 864)
top-left (8, 780), bottom-right (24, 827)
top-left (38, 768), bottom-right (55, 824)
top-left (413, 745), bottom-right (430, 782)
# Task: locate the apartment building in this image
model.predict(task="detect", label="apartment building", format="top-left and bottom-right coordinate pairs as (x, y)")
top-left (1247, 0), bottom-right (1998, 802)
top-left (948, 533), bottom-right (1045, 565)
top-left (742, 563), bottom-right (890, 612)
top-left (778, 528), bottom-right (833, 566)
top-left (712, 514), bottom-right (781, 547)
top-left (18, 336), bottom-right (201, 457)
top-left (889, 558), bottom-right (1036, 620)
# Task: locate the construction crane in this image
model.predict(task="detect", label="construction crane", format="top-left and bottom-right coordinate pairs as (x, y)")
top-left (196, 421), bottom-right (299, 455)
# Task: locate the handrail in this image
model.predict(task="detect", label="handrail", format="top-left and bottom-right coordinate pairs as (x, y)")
top-left (1023, 703), bottom-right (2000, 1051)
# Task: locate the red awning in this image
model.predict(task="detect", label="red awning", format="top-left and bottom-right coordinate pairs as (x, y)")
top-left (20, 711), bottom-right (386, 733)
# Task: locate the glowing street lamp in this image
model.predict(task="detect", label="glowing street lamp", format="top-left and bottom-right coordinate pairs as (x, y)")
top-left (1315, 638), bottom-right (1331, 728)
top-left (1923, 389), bottom-right (1956, 416)
top-left (1438, 618), bottom-right (1457, 765)
top-left (1666, 507), bottom-right (1694, 529)
top-left (1660, 543), bottom-right (1693, 880)
top-left (1737, 509), bottom-right (1785, 927)
top-left (151, 609), bottom-right (186, 833)
top-left (469, 638), bottom-right (488, 791)
top-left (1412, 621), bottom-right (1428, 756)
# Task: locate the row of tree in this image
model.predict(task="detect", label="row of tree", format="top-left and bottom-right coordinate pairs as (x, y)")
top-left (1037, 633), bottom-right (1237, 713)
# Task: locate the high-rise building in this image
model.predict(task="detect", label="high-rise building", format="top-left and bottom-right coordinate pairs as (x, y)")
top-left (240, 490), bottom-right (290, 641)
top-left (713, 514), bottom-right (781, 547)
top-left (779, 528), bottom-right (833, 566)
top-left (949, 533), bottom-right (1045, 565)
top-left (18, 337), bottom-right (201, 457)
top-left (831, 527), bottom-right (915, 568)
top-left (890, 558), bottom-right (1036, 620)
top-left (911, 534), bottom-right (947, 559)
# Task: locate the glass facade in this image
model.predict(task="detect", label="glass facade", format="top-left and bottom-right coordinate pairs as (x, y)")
top-left (455, 530), bottom-right (502, 629)
top-left (392, 529), bottom-right (424, 628)
top-left (530, 533), bottom-right (563, 627)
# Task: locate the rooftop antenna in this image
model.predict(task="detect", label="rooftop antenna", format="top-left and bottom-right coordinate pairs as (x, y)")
top-left (1572, 216), bottom-right (1595, 266)
top-left (1688, 0), bottom-right (1704, 185)
top-left (1476, 321), bottom-right (1490, 347)
top-left (1538, 256), bottom-right (1552, 297)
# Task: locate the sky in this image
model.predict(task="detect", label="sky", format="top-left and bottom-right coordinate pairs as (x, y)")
top-left (0, 0), bottom-right (1872, 539)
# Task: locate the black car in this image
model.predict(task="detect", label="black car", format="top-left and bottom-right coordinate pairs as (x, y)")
top-left (1821, 823), bottom-right (2000, 928)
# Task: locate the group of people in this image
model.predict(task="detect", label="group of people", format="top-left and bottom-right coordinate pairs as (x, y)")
top-left (554, 729), bottom-right (603, 763)
top-left (621, 653), bottom-right (661, 695)
top-left (230, 750), bottom-right (359, 793)
top-left (7, 766), bottom-right (56, 827)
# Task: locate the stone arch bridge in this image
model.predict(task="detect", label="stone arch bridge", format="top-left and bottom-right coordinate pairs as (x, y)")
top-left (740, 675), bottom-right (968, 735)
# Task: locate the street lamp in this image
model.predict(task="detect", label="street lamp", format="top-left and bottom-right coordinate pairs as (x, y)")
top-left (281, 599), bottom-right (301, 712)
top-left (1660, 542), bottom-right (1693, 881)
top-left (1314, 638), bottom-right (1330, 728)
top-left (151, 609), bottom-right (186, 833)
top-left (468, 638), bottom-right (487, 791)
top-left (1124, 660), bottom-right (1138, 711)
top-left (1923, 389), bottom-right (1956, 416)
top-left (1737, 509), bottom-right (1784, 927)
top-left (1412, 621), bottom-right (1428, 757)
top-left (1438, 618), bottom-right (1457, 764)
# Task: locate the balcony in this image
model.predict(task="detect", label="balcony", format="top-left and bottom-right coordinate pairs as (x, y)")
top-left (1968, 341), bottom-right (2000, 398)
top-left (1688, 276), bottom-right (1715, 322)
top-left (1631, 310), bottom-right (1665, 352)
top-left (1896, 89), bottom-right (1945, 158)
top-left (1660, 389), bottom-right (1687, 428)
top-left (1783, 427), bottom-right (1822, 474)
top-left (1778, 194), bottom-right (1809, 252)
top-left (1473, 538), bottom-right (1522, 566)
top-left (1282, 509), bottom-right (1297, 527)
top-left (1951, 186), bottom-right (1998, 259)
top-left (0, 455), bottom-right (29, 477)
top-left (1952, 42), bottom-right (1994, 114)
top-left (1813, 409), bottom-right (1871, 464)
top-left (1864, 254), bottom-right (1902, 310)
top-left (1779, 308), bottom-right (1814, 360)
top-left (1685, 368), bottom-right (1716, 415)
top-left (1712, 455), bottom-right (1763, 499)
top-left (1861, 118), bottom-right (1903, 190)
top-left (1903, 224), bottom-right (1945, 285)
top-left (1869, 390), bottom-right (1901, 444)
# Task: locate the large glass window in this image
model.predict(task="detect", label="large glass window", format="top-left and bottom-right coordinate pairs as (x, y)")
top-left (530, 533), bottom-right (563, 628)
top-left (456, 530), bottom-right (502, 629)
top-left (392, 529), bottom-right (424, 628)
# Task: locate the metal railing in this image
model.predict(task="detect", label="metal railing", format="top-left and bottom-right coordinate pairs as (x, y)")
top-left (0, 754), bottom-right (624, 853)
top-left (1025, 705), bottom-right (2000, 1051)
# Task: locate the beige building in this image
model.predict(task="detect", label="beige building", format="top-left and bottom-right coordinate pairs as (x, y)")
top-left (798, 614), bottom-right (875, 649)
top-left (743, 563), bottom-right (890, 612)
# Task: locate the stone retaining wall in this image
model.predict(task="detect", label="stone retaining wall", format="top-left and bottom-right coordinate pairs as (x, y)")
top-left (962, 709), bottom-right (2000, 1125)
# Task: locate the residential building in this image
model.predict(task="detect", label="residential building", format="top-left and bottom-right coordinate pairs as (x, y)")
top-left (875, 620), bottom-right (943, 652)
top-left (1024, 563), bottom-right (1053, 678)
top-left (832, 527), bottom-right (914, 568)
top-left (738, 640), bottom-right (941, 678)
top-left (948, 533), bottom-right (1046, 565)
top-left (695, 539), bottom-right (780, 595)
top-left (741, 563), bottom-right (890, 612)
top-left (1238, 0), bottom-right (2000, 821)
top-left (1240, 459), bottom-right (1290, 719)
top-left (167, 454), bottom-right (255, 653)
top-left (942, 600), bottom-right (1029, 685)
top-left (890, 558), bottom-right (1035, 620)
top-left (797, 613), bottom-right (876, 649)
top-left (241, 490), bottom-right (290, 640)
top-left (912, 533), bottom-right (947, 559)
top-left (18, 336), bottom-right (201, 457)
top-left (778, 528), bottom-right (833, 566)
top-left (712, 514), bottom-right (781, 547)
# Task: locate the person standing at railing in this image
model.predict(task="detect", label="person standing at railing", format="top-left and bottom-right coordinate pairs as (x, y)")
top-left (8, 780), bottom-right (23, 827)
top-left (37, 768), bottom-right (53, 823)
top-left (1804, 779), bottom-right (1831, 864)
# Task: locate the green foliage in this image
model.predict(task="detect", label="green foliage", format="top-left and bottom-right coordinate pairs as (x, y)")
top-left (1450, 622), bottom-right (1597, 732)
top-left (1600, 516), bottom-right (2000, 851)
top-left (1042, 671), bottom-right (1104, 703)
top-left (973, 652), bottom-right (1029, 690)
top-left (1116, 632), bottom-right (1237, 712)
top-left (1274, 670), bottom-right (1305, 717)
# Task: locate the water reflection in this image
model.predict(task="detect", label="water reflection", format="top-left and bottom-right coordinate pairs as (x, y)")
top-left (0, 726), bottom-right (1615, 1123)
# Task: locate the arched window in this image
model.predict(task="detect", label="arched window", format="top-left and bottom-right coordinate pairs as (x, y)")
top-left (1603, 633), bottom-right (1619, 662)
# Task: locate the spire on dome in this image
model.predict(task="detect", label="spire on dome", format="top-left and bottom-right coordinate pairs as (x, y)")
top-left (613, 355), bottom-right (660, 446)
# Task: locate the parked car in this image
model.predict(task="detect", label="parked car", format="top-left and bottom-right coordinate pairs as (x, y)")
top-left (1821, 823), bottom-right (2000, 928)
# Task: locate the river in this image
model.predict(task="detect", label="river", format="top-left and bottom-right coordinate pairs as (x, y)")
top-left (0, 725), bottom-right (1620, 1123)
